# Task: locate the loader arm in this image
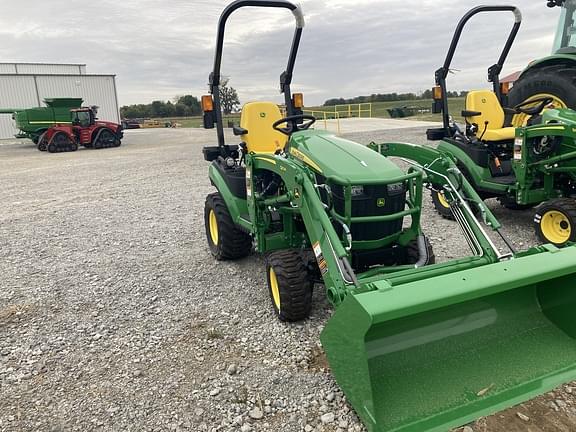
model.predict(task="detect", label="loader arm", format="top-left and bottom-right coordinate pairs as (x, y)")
top-left (369, 142), bottom-right (508, 256)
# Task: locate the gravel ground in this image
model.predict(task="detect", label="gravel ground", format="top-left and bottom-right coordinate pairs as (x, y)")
top-left (1, 126), bottom-right (576, 432)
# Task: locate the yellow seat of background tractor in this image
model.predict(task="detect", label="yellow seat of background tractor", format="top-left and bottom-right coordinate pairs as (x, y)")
top-left (239, 101), bottom-right (288, 154)
top-left (466, 90), bottom-right (516, 141)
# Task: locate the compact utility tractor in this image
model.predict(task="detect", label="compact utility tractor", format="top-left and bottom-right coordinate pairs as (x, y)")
top-left (202, 2), bottom-right (576, 431)
top-left (428, 5), bottom-right (576, 246)
top-left (508, 0), bottom-right (576, 125)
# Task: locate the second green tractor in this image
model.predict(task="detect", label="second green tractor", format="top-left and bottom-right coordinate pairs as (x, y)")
top-left (428, 5), bottom-right (576, 247)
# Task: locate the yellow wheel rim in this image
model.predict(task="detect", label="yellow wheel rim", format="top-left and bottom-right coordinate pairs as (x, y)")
top-left (512, 93), bottom-right (568, 127)
top-left (437, 191), bottom-right (450, 208)
top-left (269, 267), bottom-right (281, 311)
top-left (541, 210), bottom-right (571, 244)
top-left (209, 209), bottom-right (219, 245)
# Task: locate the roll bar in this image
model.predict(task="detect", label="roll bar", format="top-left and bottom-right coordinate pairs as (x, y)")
top-left (435, 5), bottom-right (522, 133)
top-left (208, 0), bottom-right (305, 152)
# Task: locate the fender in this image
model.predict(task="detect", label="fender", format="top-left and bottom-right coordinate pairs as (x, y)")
top-left (47, 127), bottom-right (74, 144)
top-left (91, 126), bottom-right (122, 147)
top-left (91, 127), bottom-right (111, 144)
top-left (208, 163), bottom-right (250, 232)
top-left (519, 54), bottom-right (576, 78)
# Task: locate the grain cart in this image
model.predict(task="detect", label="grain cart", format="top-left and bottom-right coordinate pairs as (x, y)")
top-left (508, 0), bottom-right (576, 125)
top-left (202, 1), bottom-right (576, 431)
top-left (428, 6), bottom-right (576, 246)
top-left (0, 98), bottom-right (83, 143)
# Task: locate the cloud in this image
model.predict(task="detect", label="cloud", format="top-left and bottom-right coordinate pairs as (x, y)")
top-left (0, 0), bottom-right (561, 106)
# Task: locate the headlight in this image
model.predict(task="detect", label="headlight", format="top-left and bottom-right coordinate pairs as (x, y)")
top-left (351, 185), bottom-right (364, 197)
top-left (387, 183), bottom-right (404, 195)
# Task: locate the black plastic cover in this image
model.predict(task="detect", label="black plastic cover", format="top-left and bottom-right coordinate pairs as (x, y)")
top-left (213, 160), bottom-right (247, 199)
top-left (427, 128), bottom-right (447, 141)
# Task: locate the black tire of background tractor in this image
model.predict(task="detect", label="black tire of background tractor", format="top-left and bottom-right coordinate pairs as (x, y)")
top-left (265, 250), bottom-right (312, 322)
top-left (497, 196), bottom-right (533, 210)
top-left (94, 129), bottom-right (117, 149)
top-left (48, 133), bottom-right (76, 153)
top-left (404, 235), bottom-right (436, 266)
top-left (431, 190), bottom-right (455, 220)
top-left (533, 198), bottom-right (576, 247)
top-left (508, 63), bottom-right (576, 115)
top-left (204, 192), bottom-right (252, 260)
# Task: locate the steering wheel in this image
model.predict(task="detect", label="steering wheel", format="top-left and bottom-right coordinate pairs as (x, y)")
top-left (513, 96), bottom-right (554, 116)
top-left (272, 115), bottom-right (316, 135)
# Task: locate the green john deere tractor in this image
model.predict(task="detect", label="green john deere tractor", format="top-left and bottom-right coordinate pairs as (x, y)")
top-left (202, 2), bottom-right (576, 431)
top-left (508, 0), bottom-right (576, 125)
top-left (428, 5), bottom-right (576, 247)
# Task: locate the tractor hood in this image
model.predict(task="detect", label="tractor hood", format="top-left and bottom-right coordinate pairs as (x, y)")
top-left (289, 130), bottom-right (404, 184)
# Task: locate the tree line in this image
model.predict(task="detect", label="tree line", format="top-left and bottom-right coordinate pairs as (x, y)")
top-left (120, 95), bottom-right (202, 119)
top-left (324, 90), bottom-right (468, 106)
top-left (120, 80), bottom-right (241, 119)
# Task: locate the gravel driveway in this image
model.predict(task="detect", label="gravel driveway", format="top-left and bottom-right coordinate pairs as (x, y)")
top-left (1, 126), bottom-right (575, 432)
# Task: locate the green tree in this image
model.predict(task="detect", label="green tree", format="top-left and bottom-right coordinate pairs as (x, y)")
top-left (176, 95), bottom-right (201, 115)
top-left (219, 78), bottom-right (240, 114)
top-left (120, 94), bottom-right (205, 119)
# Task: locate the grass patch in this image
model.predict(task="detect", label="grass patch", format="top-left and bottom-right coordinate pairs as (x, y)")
top-left (145, 98), bottom-right (465, 129)
top-left (305, 98), bottom-right (465, 123)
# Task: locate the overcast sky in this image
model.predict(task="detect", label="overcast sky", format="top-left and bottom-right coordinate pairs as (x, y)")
top-left (0, 0), bottom-right (561, 107)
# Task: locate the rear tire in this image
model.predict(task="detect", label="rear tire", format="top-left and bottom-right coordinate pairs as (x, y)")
top-left (266, 250), bottom-right (312, 322)
top-left (431, 190), bottom-right (454, 220)
top-left (534, 198), bottom-right (576, 247)
top-left (508, 63), bottom-right (576, 126)
top-left (204, 192), bottom-right (252, 260)
top-left (52, 133), bottom-right (73, 152)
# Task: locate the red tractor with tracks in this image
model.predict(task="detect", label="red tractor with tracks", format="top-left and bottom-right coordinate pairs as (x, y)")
top-left (38, 106), bottom-right (123, 153)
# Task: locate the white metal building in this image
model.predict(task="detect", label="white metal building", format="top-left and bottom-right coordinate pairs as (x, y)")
top-left (0, 63), bottom-right (119, 139)
top-left (0, 62), bottom-right (87, 75)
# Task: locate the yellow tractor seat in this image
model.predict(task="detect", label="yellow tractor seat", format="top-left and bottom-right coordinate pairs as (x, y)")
top-left (239, 101), bottom-right (288, 154)
top-left (465, 90), bottom-right (515, 141)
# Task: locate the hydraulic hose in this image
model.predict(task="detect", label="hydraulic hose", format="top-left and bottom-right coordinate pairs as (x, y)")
top-left (414, 235), bottom-right (428, 268)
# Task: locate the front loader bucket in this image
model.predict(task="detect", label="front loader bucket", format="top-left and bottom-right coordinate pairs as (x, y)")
top-left (321, 247), bottom-right (576, 432)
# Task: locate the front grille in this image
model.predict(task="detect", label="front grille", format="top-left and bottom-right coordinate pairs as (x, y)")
top-left (331, 183), bottom-right (406, 241)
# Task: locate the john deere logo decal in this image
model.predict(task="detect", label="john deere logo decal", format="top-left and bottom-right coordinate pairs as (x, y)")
top-left (377, 198), bottom-right (386, 207)
top-left (260, 112), bottom-right (266, 118)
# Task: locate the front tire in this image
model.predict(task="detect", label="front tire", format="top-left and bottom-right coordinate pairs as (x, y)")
top-left (534, 198), bottom-right (576, 247)
top-left (266, 250), bottom-right (312, 322)
top-left (204, 192), bottom-right (252, 260)
top-left (431, 190), bottom-right (454, 220)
